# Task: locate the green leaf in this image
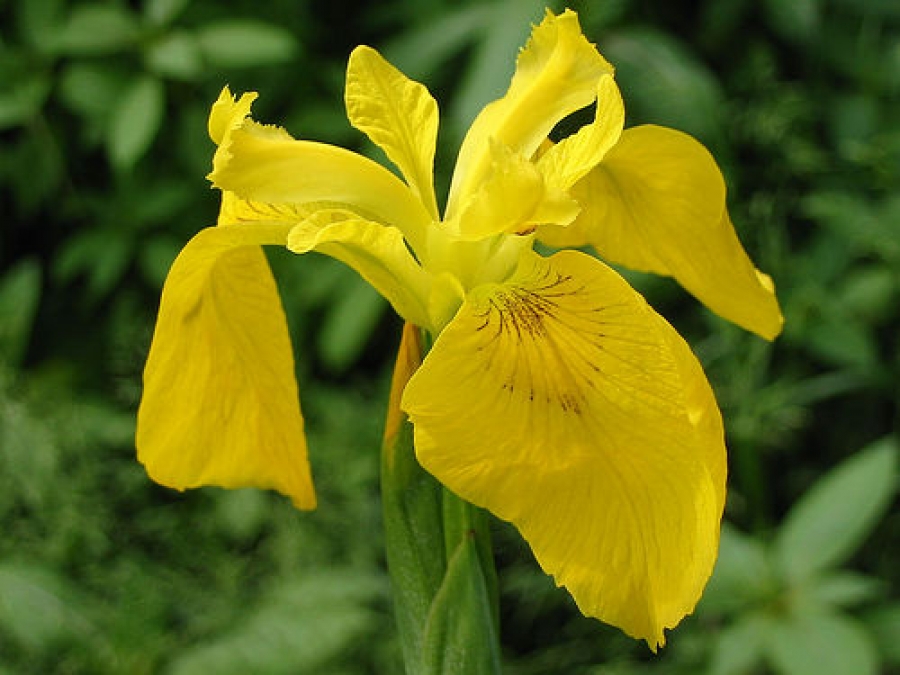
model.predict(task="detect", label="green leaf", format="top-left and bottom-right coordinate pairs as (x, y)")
top-left (773, 437), bottom-right (897, 582)
top-left (144, 0), bottom-right (190, 26)
top-left (708, 613), bottom-right (771, 675)
top-left (317, 275), bottom-right (386, 373)
top-left (0, 77), bottom-right (51, 130)
top-left (194, 20), bottom-right (299, 68)
top-left (107, 75), bottom-right (165, 170)
top-left (808, 571), bottom-right (885, 609)
top-left (0, 259), bottom-right (41, 368)
top-left (51, 4), bottom-right (140, 55)
top-left (863, 604), bottom-right (900, 664)
top-left (765, 610), bottom-right (879, 675)
top-left (58, 62), bottom-right (124, 120)
top-left (166, 571), bottom-right (385, 675)
top-left (602, 27), bottom-right (726, 143)
top-left (144, 30), bottom-right (203, 80)
top-left (763, 0), bottom-right (821, 44)
top-left (54, 229), bottom-right (133, 302)
top-left (700, 523), bottom-right (775, 614)
top-left (0, 563), bottom-right (95, 650)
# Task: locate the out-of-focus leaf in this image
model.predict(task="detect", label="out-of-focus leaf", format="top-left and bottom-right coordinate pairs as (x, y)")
top-left (166, 571), bottom-right (385, 675)
top-left (773, 437), bottom-right (897, 582)
top-left (195, 20), bottom-right (299, 68)
top-left (0, 78), bottom-right (51, 130)
top-left (14, 0), bottom-right (64, 51)
top-left (107, 75), bottom-right (165, 170)
top-left (58, 62), bottom-right (123, 120)
top-left (807, 571), bottom-right (885, 609)
top-left (765, 610), bottom-right (878, 675)
top-left (144, 0), bottom-right (190, 26)
top-left (449, 0), bottom-right (547, 142)
top-left (54, 230), bottom-right (133, 302)
top-left (708, 613), bottom-right (771, 675)
top-left (137, 235), bottom-right (181, 289)
top-left (838, 265), bottom-right (896, 324)
top-left (51, 4), bottom-right (140, 55)
top-left (763, 0), bottom-right (820, 44)
top-left (863, 604), bottom-right (900, 664)
top-left (318, 274), bottom-right (387, 373)
top-left (602, 28), bottom-right (726, 143)
top-left (701, 523), bottom-right (775, 614)
top-left (0, 563), bottom-right (94, 650)
top-left (144, 30), bottom-right (203, 80)
top-left (383, 3), bottom-right (495, 80)
top-left (805, 313), bottom-right (878, 369)
top-left (0, 259), bottom-right (41, 368)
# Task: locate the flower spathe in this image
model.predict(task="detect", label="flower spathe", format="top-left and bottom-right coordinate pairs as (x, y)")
top-left (136, 9), bottom-right (782, 648)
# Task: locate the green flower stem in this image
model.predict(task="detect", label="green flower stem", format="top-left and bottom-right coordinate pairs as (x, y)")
top-left (381, 324), bottom-right (501, 675)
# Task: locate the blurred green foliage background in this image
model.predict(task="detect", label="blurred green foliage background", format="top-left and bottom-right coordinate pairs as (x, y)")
top-left (1, 0), bottom-right (898, 673)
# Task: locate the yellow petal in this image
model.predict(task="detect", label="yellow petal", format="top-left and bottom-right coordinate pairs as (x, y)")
top-left (447, 9), bottom-right (613, 215)
top-left (451, 140), bottom-right (579, 240)
top-left (540, 125), bottom-right (783, 340)
top-left (536, 73), bottom-right (624, 192)
top-left (217, 190), bottom-right (319, 227)
top-left (136, 223), bottom-right (316, 510)
top-left (402, 249), bottom-right (725, 647)
top-left (208, 86), bottom-right (257, 146)
top-left (209, 117), bottom-right (433, 253)
top-left (345, 46), bottom-right (440, 220)
top-left (287, 210), bottom-right (433, 330)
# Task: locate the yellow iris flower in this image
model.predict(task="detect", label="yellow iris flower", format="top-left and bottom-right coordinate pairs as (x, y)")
top-left (136, 9), bottom-right (782, 648)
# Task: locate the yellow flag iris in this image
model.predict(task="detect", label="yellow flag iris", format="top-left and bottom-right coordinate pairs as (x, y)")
top-left (136, 9), bottom-right (782, 648)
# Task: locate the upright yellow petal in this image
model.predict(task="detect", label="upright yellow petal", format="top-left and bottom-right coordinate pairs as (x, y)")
top-left (447, 9), bottom-right (613, 216)
top-left (450, 140), bottom-right (579, 240)
top-left (136, 223), bottom-right (316, 510)
top-left (345, 46), bottom-right (440, 220)
top-left (210, 117), bottom-right (433, 253)
top-left (287, 209), bottom-right (433, 330)
top-left (536, 74), bottom-right (624, 192)
top-left (208, 86), bottom-right (257, 146)
top-left (540, 125), bottom-right (783, 340)
top-left (402, 249), bottom-right (725, 647)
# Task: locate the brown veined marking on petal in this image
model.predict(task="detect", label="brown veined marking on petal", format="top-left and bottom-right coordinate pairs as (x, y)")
top-left (472, 266), bottom-right (615, 417)
top-left (220, 197), bottom-right (360, 227)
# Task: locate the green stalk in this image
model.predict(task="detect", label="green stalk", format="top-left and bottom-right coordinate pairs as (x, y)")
top-left (381, 324), bottom-right (501, 675)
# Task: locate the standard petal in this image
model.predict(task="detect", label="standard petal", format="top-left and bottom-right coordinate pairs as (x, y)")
top-left (402, 249), bottom-right (725, 647)
top-left (451, 140), bottom-right (579, 240)
top-left (208, 86), bottom-right (257, 145)
top-left (447, 9), bottom-right (613, 216)
top-left (536, 73), bottom-right (624, 192)
top-left (540, 125), bottom-right (783, 340)
top-left (345, 46), bottom-right (440, 220)
top-left (136, 223), bottom-right (316, 510)
top-left (287, 210), bottom-right (433, 329)
top-left (210, 117), bottom-right (433, 253)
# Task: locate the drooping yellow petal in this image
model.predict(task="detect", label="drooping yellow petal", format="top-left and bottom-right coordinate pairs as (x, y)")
top-left (451, 140), bottom-right (579, 240)
top-left (345, 46), bottom-right (440, 220)
top-left (209, 117), bottom-right (433, 253)
top-left (402, 249), bottom-right (725, 647)
top-left (136, 223), bottom-right (316, 510)
top-left (287, 210), bottom-right (433, 330)
top-left (536, 74), bottom-right (624, 192)
top-left (447, 9), bottom-right (613, 216)
top-left (539, 125), bottom-right (783, 340)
